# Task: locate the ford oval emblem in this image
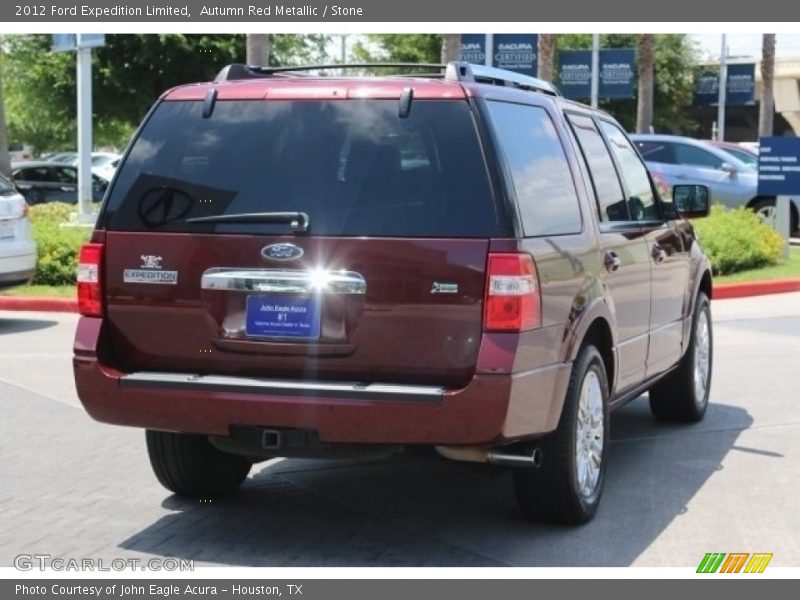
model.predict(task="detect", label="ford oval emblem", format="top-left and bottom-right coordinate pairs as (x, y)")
top-left (261, 243), bottom-right (304, 261)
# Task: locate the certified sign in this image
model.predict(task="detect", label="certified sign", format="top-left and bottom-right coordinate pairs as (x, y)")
top-left (757, 137), bottom-right (800, 196)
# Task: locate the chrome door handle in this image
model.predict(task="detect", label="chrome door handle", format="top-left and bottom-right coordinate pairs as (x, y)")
top-left (201, 268), bottom-right (367, 295)
top-left (603, 251), bottom-right (621, 272)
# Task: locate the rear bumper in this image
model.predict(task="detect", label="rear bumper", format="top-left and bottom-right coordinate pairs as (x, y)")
top-left (73, 317), bottom-right (571, 445)
top-left (0, 245), bottom-right (36, 288)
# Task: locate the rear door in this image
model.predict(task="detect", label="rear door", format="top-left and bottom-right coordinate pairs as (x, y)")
top-left (99, 96), bottom-right (503, 388)
top-left (566, 113), bottom-right (651, 392)
top-left (598, 121), bottom-right (691, 377)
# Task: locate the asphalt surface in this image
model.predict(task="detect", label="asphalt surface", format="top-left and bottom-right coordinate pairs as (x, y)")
top-left (1, 293), bottom-right (799, 567)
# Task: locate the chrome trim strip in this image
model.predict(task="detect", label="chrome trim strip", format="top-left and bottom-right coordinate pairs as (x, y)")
top-left (120, 372), bottom-right (443, 403)
top-left (201, 268), bottom-right (366, 295)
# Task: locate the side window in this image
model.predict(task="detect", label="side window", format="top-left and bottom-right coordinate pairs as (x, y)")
top-left (17, 167), bottom-right (49, 182)
top-left (566, 113), bottom-right (629, 222)
top-left (636, 141), bottom-right (674, 164)
top-left (673, 144), bottom-right (724, 169)
top-left (487, 101), bottom-right (582, 236)
top-left (599, 121), bottom-right (660, 221)
top-left (54, 167), bottom-right (78, 184)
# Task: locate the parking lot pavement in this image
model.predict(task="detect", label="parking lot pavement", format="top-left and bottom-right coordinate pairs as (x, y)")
top-left (1, 293), bottom-right (799, 567)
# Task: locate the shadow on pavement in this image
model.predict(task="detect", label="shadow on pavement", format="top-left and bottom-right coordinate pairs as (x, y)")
top-left (120, 397), bottom-right (753, 567)
top-left (0, 317), bottom-right (58, 335)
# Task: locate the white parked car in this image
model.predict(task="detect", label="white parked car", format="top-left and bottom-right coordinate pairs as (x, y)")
top-left (0, 173), bottom-right (36, 289)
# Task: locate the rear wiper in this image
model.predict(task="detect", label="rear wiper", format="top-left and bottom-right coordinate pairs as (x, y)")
top-left (186, 211), bottom-right (309, 232)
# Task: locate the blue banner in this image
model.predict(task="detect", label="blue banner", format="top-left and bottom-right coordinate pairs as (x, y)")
top-left (693, 63), bottom-right (756, 106)
top-left (599, 49), bottom-right (635, 99)
top-left (459, 34), bottom-right (538, 76)
top-left (557, 49), bottom-right (636, 100)
top-left (459, 34), bottom-right (487, 65)
top-left (757, 137), bottom-right (800, 196)
top-left (557, 50), bottom-right (592, 99)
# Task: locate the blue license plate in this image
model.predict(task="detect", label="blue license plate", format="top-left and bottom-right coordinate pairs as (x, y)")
top-left (245, 295), bottom-right (321, 339)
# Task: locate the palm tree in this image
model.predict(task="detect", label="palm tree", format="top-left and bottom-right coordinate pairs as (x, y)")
top-left (759, 34), bottom-right (776, 137)
top-left (441, 34), bottom-right (462, 63)
top-left (0, 69), bottom-right (11, 177)
top-left (246, 34), bottom-right (270, 67)
top-left (537, 34), bottom-right (556, 82)
top-left (636, 34), bottom-right (655, 133)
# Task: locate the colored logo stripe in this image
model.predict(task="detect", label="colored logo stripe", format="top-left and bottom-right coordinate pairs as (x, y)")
top-left (697, 553), bottom-right (726, 573)
top-left (744, 553), bottom-right (773, 573)
top-left (697, 552), bottom-right (773, 573)
top-left (720, 553), bottom-right (749, 573)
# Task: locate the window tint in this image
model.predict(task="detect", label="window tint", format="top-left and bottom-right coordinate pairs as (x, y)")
top-left (16, 167), bottom-right (50, 183)
top-left (636, 140), bottom-right (674, 164)
top-left (0, 173), bottom-right (15, 194)
top-left (566, 114), bottom-right (628, 222)
top-left (487, 101), bottom-right (581, 236)
top-left (673, 144), bottom-right (724, 169)
top-left (104, 100), bottom-right (496, 237)
top-left (599, 121), bottom-right (660, 221)
top-left (53, 167), bottom-right (77, 184)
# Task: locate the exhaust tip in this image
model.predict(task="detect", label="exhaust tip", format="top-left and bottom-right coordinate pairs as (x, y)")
top-left (531, 446), bottom-right (543, 468)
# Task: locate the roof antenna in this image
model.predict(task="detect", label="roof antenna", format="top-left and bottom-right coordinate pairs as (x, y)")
top-left (202, 88), bottom-right (218, 119)
top-left (398, 87), bottom-right (414, 119)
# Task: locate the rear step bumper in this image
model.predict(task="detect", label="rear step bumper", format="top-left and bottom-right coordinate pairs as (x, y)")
top-left (74, 317), bottom-right (572, 445)
top-left (121, 372), bottom-right (443, 404)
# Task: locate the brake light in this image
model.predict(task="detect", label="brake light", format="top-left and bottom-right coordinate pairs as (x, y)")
top-left (483, 253), bottom-right (541, 332)
top-left (77, 243), bottom-right (104, 317)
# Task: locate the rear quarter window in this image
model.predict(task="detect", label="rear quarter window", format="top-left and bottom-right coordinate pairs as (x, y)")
top-left (486, 101), bottom-right (582, 237)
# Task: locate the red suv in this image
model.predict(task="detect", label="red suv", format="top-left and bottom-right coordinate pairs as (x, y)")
top-left (73, 62), bottom-right (713, 524)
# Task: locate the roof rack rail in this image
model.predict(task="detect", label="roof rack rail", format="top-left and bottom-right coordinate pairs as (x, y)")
top-left (214, 63), bottom-right (446, 82)
top-left (444, 62), bottom-right (560, 96)
top-left (213, 61), bottom-right (561, 96)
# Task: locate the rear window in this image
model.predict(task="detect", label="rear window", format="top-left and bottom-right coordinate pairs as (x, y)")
top-left (102, 99), bottom-right (498, 237)
top-left (635, 140), bottom-right (674, 164)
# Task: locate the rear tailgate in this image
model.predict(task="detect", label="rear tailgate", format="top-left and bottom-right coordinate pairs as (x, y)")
top-left (99, 92), bottom-right (505, 388)
top-left (104, 233), bottom-right (488, 386)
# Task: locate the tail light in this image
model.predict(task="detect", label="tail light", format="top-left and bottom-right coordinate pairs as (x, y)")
top-left (77, 243), bottom-right (104, 317)
top-left (483, 253), bottom-right (541, 332)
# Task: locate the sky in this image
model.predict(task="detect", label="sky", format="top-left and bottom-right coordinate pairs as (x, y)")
top-left (691, 34), bottom-right (800, 60)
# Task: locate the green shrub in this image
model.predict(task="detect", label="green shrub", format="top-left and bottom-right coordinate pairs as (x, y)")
top-left (28, 202), bottom-right (93, 285)
top-left (693, 205), bottom-right (785, 276)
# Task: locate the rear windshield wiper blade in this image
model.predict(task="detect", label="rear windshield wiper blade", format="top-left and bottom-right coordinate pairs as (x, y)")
top-left (186, 211), bottom-right (309, 232)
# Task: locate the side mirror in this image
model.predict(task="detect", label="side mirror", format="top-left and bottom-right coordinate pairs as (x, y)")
top-left (720, 162), bottom-right (737, 175)
top-left (673, 184), bottom-right (710, 218)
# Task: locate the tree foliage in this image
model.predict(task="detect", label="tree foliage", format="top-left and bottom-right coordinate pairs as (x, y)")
top-left (352, 34), bottom-right (443, 65)
top-left (1, 34), bottom-right (329, 153)
top-left (556, 34), bottom-right (698, 133)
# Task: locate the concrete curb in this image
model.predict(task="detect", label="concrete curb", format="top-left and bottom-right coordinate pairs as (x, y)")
top-left (0, 296), bottom-right (78, 313)
top-left (713, 279), bottom-right (800, 300)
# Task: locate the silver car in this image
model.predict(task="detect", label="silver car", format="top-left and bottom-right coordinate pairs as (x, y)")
top-left (631, 133), bottom-right (798, 233)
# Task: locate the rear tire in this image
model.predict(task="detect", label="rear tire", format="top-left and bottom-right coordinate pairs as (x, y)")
top-left (512, 345), bottom-right (610, 525)
top-left (146, 430), bottom-right (251, 497)
top-left (649, 292), bottom-right (712, 422)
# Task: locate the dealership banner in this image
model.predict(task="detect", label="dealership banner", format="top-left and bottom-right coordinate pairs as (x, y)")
top-left (557, 49), bottom-right (636, 100)
top-left (693, 63), bottom-right (756, 106)
top-left (459, 34), bottom-right (538, 75)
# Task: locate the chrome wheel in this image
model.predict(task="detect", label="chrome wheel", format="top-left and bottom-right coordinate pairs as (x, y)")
top-left (575, 370), bottom-right (604, 499)
top-left (693, 309), bottom-right (711, 405)
top-left (756, 204), bottom-right (776, 225)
